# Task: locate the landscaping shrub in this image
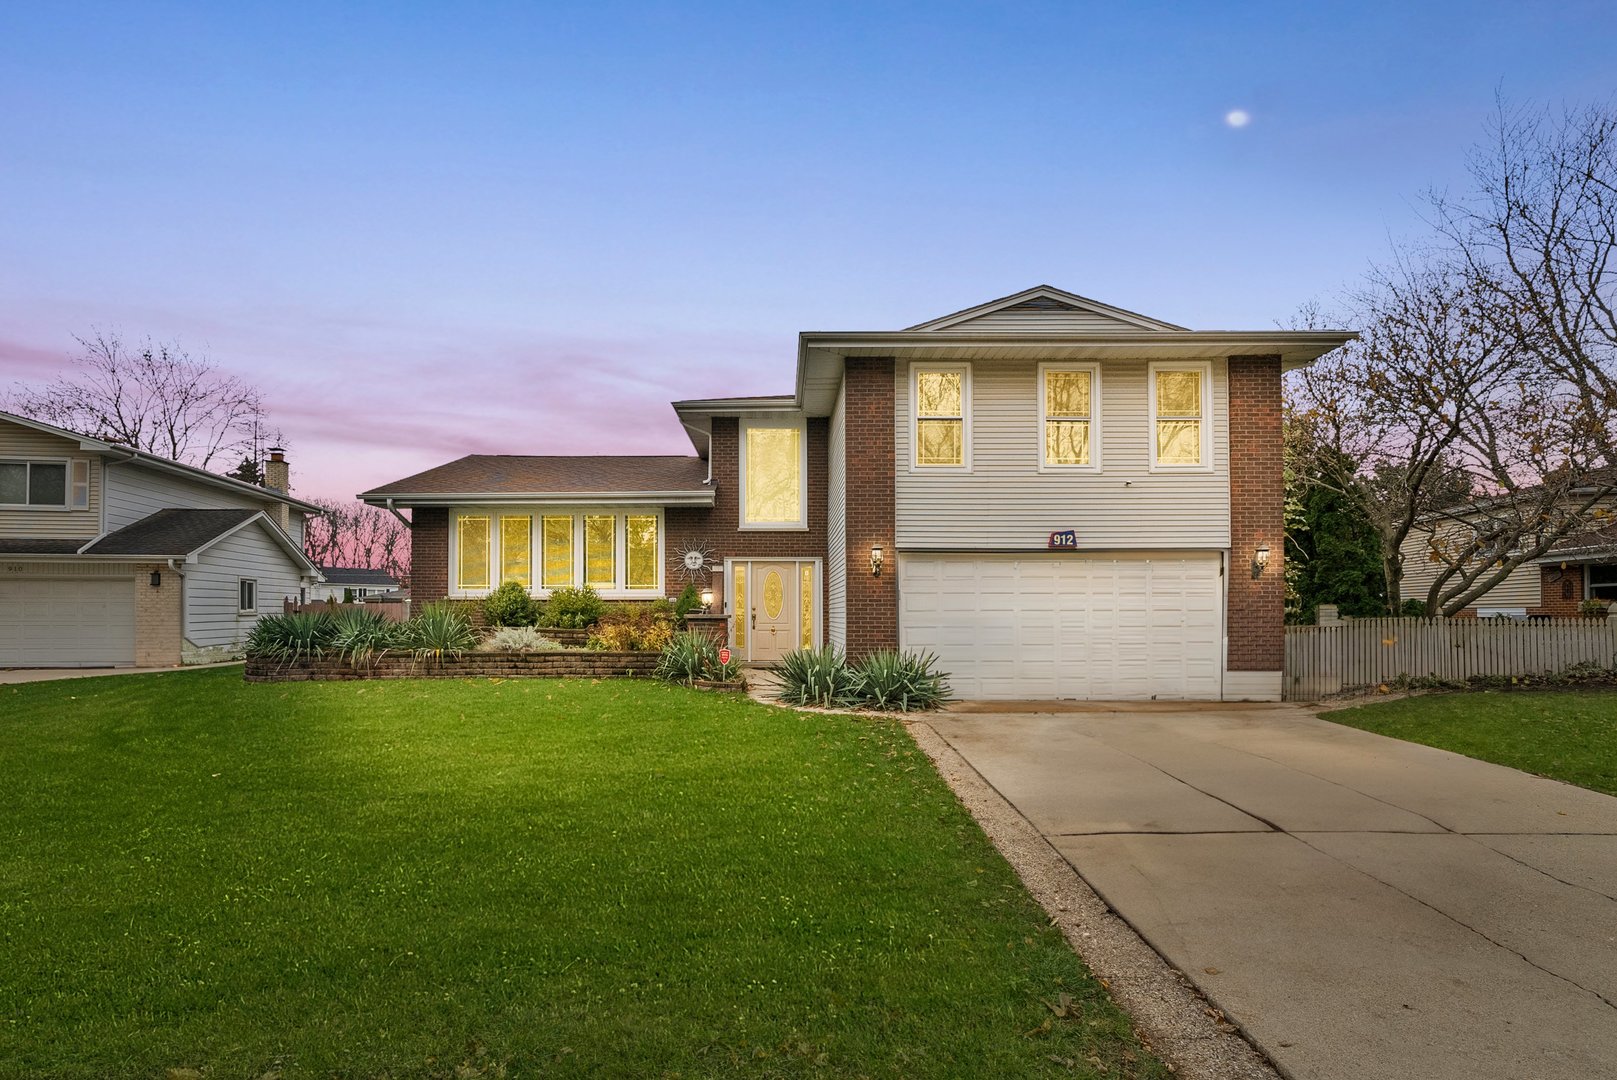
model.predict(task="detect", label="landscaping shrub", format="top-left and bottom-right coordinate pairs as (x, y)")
top-left (245, 611), bottom-right (337, 662)
top-left (849, 649), bottom-right (953, 711)
top-left (483, 580), bottom-right (539, 627)
top-left (588, 604), bottom-right (675, 651)
top-left (655, 630), bottom-right (718, 684)
top-left (776, 645), bottom-right (860, 708)
top-left (673, 582), bottom-right (703, 621)
top-left (402, 604), bottom-right (477, 663)
top-left (541, 586), bottom-right (604, 629)
top-left (480, 626), bottom-right (563, 652)
top-left (330, 608), bottom-right (404, 667)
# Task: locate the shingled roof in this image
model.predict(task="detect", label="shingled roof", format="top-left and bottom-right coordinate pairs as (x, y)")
top-left (85, 509), bottom-right (261, 555)
top-left (361, 455), bottom-right (711, 500)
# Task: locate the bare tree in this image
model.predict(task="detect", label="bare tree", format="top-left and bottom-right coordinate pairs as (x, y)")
top-left (7, 331), bottom-right (270, 470)
top-left (304, 498), bottom-right (411, 584)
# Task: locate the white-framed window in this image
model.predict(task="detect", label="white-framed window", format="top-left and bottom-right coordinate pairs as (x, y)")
top-left (1039, 362), bottom-right (1101, 470)
top-left (739, 418), bottom-right (808, 529)
top-left (452, 508), bottom-right (663, 598)
top-left (1148, 361), bottom-right (1213, 470)
top-left (0, 458), bottom-right (85, 509)
top-left (910, 363), bottom-right (970, 470)
top-left (238, 578), bottom-right (257, 614)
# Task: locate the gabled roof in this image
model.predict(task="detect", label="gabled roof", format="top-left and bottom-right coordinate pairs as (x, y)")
top-left (905, 284), bottom-right (1189, 332)
top-left (318, 566), bottom-right (400, 587)
top-left (360, 454), bottom-right (714, 506)
top-left (85, 508), bottom-right (260, 555)
top-left (0, 409), bottom-right (324, 515)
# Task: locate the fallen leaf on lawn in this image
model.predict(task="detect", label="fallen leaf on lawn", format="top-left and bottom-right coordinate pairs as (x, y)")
top-left (1204, 967), bottom-right (1220, 975)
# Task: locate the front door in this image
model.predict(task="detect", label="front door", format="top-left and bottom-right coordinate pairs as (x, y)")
top-left (748, 561), bottom-right (798, 664)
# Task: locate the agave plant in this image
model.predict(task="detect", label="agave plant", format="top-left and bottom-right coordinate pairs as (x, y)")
top-left (330, 608), bottom-right (404, 667)
top-left (655, 631), bottom-right (718, 685)
top-left (402, 604), bottom-right (477, 664)
top-left (244, 611), bottom-right (337, 663)
top-left (775, 645), bottom-right (858, 708)
top-left (849, 649), bottom-right (953, 712)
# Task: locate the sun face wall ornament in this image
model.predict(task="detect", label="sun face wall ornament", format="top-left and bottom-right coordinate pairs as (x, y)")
top-left (672, 541), bottom-right (715, 584)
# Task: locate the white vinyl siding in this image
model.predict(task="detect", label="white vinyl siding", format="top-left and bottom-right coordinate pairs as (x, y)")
top-left (0, 421), bottom-right (101, 539)
top-left (899, 552), bottom-right (1224, 700)
top-left (894, 358), bottom-right (1230, 549)
top-left (1398, 533), bottom-right (1543, 610)
top-left (104, 461), bottom-right (288, 531)
top-left (827, 379), bottom-right (847, 650)
top-left (185, 523), bottom-right (305, 650)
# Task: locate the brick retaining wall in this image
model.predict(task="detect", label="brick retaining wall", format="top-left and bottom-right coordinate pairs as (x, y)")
top-left (245, 650), bottom-right (658, 682)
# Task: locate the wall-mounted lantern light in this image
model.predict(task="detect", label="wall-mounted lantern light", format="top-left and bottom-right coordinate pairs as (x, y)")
top-left (149, 570), bottom-right (162, 588)
top-left (1252, 544), bottom-right (1271, 579)
top-left (700, 588), bottom-right (714, 612)
top-left (870, 545), bottom-right (884, 577)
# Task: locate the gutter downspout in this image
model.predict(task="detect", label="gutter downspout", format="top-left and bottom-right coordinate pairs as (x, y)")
top-left (679, 422), bottom-right (714, 485)
top-left (382, 498), bottom-right (412, 528)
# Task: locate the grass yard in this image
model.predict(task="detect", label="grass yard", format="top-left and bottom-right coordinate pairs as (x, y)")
top-left (0, 669), bottom-right (1163, 1080)
top-left (1326, 689), bottom-right (1617, 796)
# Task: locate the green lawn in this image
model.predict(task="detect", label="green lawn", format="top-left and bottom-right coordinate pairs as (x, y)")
top-left (1325, 689), bottom-right (1617, 796)
top-left (0, 670), bottom-right (1162, 1080)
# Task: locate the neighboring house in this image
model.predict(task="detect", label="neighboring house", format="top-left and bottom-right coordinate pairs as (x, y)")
top-left (307, 566), bottom-right (400, 603)
top-left (0, 412), bottom-right (323, 667)
top-left (362, 286), bottom-right (1354, 701)
top-left (1399, 514), bottom-right (1617, 619)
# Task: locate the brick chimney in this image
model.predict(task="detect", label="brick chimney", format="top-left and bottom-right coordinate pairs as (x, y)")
top-left (263, 447), bottom-right (292, 533)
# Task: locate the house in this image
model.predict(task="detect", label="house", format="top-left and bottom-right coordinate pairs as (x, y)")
top-left (1399, 515), bottom-right (1617, 619)
top-left (361, 286), bottom-right (1354, 701)
top-left (307, 566), bottom-right (400, 603)
top-left (0, 411), bottom-right (323, 667)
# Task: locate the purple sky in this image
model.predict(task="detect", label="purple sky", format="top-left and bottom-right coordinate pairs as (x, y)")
top-left (4, 2), bottom-right (1615, 501)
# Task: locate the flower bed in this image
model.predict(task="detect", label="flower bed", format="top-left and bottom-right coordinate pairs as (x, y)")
top-left (245, 650), bottom-right (658, 682)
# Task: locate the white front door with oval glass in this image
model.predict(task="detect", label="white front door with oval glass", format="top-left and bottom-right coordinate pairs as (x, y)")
top-left (730, 559), bottom-right (817, 664)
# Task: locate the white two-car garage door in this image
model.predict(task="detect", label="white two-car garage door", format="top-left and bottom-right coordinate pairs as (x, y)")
top-left (899, 553), bottom-right (1223, 701)
top-left (0, 577), bottom-right (136, 668)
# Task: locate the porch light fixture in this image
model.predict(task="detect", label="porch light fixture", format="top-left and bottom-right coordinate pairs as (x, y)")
top-left (870, 545), bottom-right (884, 576)
top-left (149, 570), bottom-right (161, 588)
top-left (1252, 544), bottom-right (1271, 579)
top-left (700, 588), bottom-right (714, 612)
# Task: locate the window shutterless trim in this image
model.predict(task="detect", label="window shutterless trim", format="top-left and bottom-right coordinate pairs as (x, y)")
top-left (908, 362), bottom-right (971, 472)
top-left (0, 457), bottom-right (74, 510)
top-left (1037, 361), bottom-right (1102, 472)
top-left (1146, 360), bottom-right (1214, 472)
top-left (738, 417), bottom-right (809, 530)
top-left (237, 577), bottom-right (258, 615)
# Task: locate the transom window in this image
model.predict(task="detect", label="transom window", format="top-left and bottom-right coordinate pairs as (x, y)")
top-left (1150, 363), bottom-right (1210, 468)
top-left (741, 420), bottom-right (806, 528)
top-left (912, 365), bottom-right (968, 468)
top-left (0, 459), bottom-right (88, 509)
top-left (1040, 364), bottom-right (1099, 468)
top-left (455, 510), bottom-right (661, 596)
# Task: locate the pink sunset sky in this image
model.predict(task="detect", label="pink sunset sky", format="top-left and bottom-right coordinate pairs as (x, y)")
top-left (5, 3), bottom-right (1616, 503)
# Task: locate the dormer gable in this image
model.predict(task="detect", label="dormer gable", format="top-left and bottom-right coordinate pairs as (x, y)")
top-left (906, 285), bottom-right (1187, 334)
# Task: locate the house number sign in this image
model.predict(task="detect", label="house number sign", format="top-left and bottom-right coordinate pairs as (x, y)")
top-left (1047, 530), bottom-right (1078, 550)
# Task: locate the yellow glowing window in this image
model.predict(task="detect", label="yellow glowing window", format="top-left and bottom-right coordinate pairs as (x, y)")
top-left (584, 515), bottom-right (615, 587)
top-left (733, 564), bottom-right (746, 650)
top-left (915, 368), bottom-right (964, 467)
top-left (800, 563), bottom-right (813, 649)
top-left (1044, 368), bottom-right (1094, 466)
top-left (626, 515), bottom-right (658, 590)
top-left (541, 516), bottom-right (573, 588)
top-left (743, 425), bottom-right (803, 525)
top-left (499, 515), bottom-right (532, 588)
top-left (1154, 368), bottom-right (1205, 466)
top-left (456, 515), bottom-right (491, 591)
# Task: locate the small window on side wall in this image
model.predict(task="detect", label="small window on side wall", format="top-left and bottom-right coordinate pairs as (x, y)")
top-left (912, 365), bottom-right (968, 469)
top-left (238, 578), bottom-right (257, 614)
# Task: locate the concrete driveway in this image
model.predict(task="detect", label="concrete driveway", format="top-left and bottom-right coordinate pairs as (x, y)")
top-left (928, 703), bottom-right (1617, 1080)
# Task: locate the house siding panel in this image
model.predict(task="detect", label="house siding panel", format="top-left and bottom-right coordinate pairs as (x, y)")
top-left (893, 357), bottom-right (1230, 549)
top-left (105, 462), bottom-right (282, 530)
top-left (0, 421), bottom-right (102, 539)
top-left (185, 523), bottom-right (306, 653)
top-left (1398, 535), bottom-right (1542, 611)
top-left (933, 309), bottom-right (1156, 333)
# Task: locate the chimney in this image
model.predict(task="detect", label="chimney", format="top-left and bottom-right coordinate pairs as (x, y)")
top-left (263, 447), bottom-right (292, 533)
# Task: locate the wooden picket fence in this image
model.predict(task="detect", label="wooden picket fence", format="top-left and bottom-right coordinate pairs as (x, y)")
top-left (1283, 616), bottom-right (1617, 700)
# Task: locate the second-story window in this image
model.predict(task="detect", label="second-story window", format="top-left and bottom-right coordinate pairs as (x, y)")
top-left (1041, 364), bottom-right (1098, 468)
top-left (1151, 363), bottom-right (1211, 468)
top-left (741, 419), bottom-right (806, 528)
top-left (913, 365), bottom-right (968, 469)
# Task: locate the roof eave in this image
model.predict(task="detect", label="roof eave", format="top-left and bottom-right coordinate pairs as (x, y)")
top-left (359, 489), bottom-right (717, 508)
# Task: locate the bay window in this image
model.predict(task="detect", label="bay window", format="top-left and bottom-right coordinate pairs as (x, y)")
top-left (500, 515), bottom-right (532, 588)
top-left (456, 515), bottom-right (491, 590)
top-left (542, 516), bottom-right (573, 588)
top-left (456, 509), bottom-right (661, 597)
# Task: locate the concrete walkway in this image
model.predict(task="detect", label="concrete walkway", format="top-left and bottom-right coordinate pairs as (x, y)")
top-left (928, 704), bottom-right (1617, 1080)
top-left (0, 661), bottom-right (241, 685)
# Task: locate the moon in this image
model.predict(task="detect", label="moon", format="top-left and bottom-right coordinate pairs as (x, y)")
top-left (1224, 109), bottom-right (1251, 129)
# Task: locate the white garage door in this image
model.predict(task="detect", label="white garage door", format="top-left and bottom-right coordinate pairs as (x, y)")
top-left (899, 553), bottom-right (1223, 701)
top-left (0, 577), bottom-right (137, 668)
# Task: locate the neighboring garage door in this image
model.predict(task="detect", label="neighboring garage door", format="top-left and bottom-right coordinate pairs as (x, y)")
top-left (0, 576), bottom-right (137, 667)
top-left (899, 553), bottom-right (1223, 700)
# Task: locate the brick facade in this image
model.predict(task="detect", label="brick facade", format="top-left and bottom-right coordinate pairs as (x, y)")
top-left (1226, 356), bottom-right (1285, 672)
top-left (410, 506), bottom-right (449, 603)
top-left (134, 561), bottom-right (183, 666)
top-left (841, 358), bottom-right (899, 658)
top-left (1530, 564), bottom-right (1585, 618)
